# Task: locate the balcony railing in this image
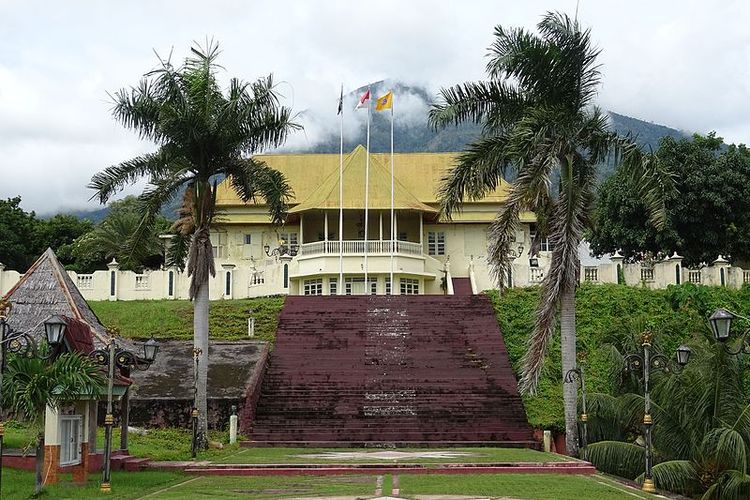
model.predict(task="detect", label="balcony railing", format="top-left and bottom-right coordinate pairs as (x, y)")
top-left (299, 240), bottom-right (423, 257)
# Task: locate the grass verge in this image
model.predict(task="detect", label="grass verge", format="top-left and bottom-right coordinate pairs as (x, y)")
top-left (89, 296), bottom-right (284, 341)
top-left (217, 446), bottom-right (565, 464)
top-left (3, 470), bottom-right (183, 500)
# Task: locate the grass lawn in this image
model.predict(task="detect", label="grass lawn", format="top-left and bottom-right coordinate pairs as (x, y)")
top-left (4, 468), bottom-right (662, 499)
top-left (3, 469), bottom-right (183, 500)
top-left (89, 297), bottom-right (284, 341)
top-left (217, 446), bottom-right (566, 464)
top-left (397, 473), bottom-right (660, 499)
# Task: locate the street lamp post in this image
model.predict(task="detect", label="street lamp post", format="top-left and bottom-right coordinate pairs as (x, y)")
top-left (0, 304), bottom-right (68, 497)
top-left (90, 334), bottom-right (159, 493)
top-left (564, 365), bottom-right (588, 452)
top-left (708, 308), bottom-right (750, 356)
top-left (623, 331), bottom-right (691, 493)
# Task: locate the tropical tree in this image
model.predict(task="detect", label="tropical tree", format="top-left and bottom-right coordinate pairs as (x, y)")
top-left (590, 133), bottom-right (750, 267)
top-left (585, 331), bottom-right (750, 499)
top-left (72, 196), bottom-right (171, 272)
top-left (88, 41), bottom-right (298, 448)
top-left (429, 12), bottom-right (672, 455)
top-left (2, 353), bottom-right (104, 496)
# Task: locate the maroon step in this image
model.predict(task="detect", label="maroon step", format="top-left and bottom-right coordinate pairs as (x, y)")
top-left (244, 295), bottom-right (535, 447)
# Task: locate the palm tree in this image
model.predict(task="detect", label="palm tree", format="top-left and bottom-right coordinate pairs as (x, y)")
top-left (73, 196), bottom-right (170, 271)
top-left (2, 353), bottom-right (104, 496)
top-left (585, 333), bottom-right (750, 499)
top-left (88, 41), bottom-right (299, 448)
top-left (429, 12), bottom-right (672, 456)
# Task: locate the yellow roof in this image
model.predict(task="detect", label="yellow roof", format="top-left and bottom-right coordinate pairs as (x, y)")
top-left (289, 145), bottom-right (435, 213)
top-left (216, 146), bottom-right (512, 207)
top-left (215, 146), bottom-right (529, 223)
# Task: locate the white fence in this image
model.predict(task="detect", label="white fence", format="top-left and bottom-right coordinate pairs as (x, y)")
top-left (1, 254), bottom-right (747, 301)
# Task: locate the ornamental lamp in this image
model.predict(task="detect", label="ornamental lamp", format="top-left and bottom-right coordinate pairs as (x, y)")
top-left (709, 308), bottom-right (734, 342)
top-left (263, 244), bottom-right (270, 255)
top-left (44, 315), bottom-right (67, 346)
top-left (142, 335), bottom-right (159, 363)
top-left (676, 345), bottom-right (691, 366)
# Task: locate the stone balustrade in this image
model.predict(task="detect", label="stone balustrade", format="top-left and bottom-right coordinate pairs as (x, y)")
top-left (0, 253), bottom-right (745, 301)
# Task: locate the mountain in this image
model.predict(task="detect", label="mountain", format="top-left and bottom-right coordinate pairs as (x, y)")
top-left (65, 82), bottom-right (689, 221)
top-left (291, 81), bottom-right (690, 158)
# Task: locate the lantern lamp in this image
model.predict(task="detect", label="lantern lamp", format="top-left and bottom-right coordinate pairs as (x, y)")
top-left (709, 308), bottom-right (734, 342)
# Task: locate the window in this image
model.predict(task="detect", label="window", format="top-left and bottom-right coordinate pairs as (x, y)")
top-left (427, 231), bottom-right (446, 256)
top-left (529, 223), bottom-right (552, 252)
top-left (329, 278), bottom-right (337, 295)
top-left (303, 278), bottom-right (323, 295)
top-left (279, 232), bottom-right (299, 246)
top-left (60, 415), bottom-right (82, 466)
top-left (398, 232), bottom-right (408, 241)
top-left (400, 278), bottom-right (419, 295)
top-left (244, 234), bottom-right (252, 245)
top-left (385, 278), bottom-right (391, 295)
top-left (344, 277), bottom-right (375, 295)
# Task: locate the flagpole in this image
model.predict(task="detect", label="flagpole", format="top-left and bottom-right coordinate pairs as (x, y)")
top-left (339, 85), bottom-right (344, 295)
top-left (389, 99), bottom-right (394, 293)
top-left (364, 85), bottom-right (370, 293)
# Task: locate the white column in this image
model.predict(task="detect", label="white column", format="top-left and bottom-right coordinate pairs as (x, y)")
top-left (379, 211), bottom-right (383, 240)
top-left (324, 211), bottom-right (329, 241)
top-left (44, 404), bottom-right (61, 446)
top-left (419, 213), bottom-right (423, 245)
top-left (299, 215), bottom-right (304, 244)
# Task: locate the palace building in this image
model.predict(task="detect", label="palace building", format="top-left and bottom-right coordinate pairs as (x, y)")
top-left (210, 145), bottom-right (544, 297)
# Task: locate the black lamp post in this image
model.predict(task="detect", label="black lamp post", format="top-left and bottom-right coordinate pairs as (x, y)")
top-left (623, 331), bottom-right (691, 493)
top-left (90, 334), bottom-right (159, 493)
top-left (708, 308), bottom-right (750, 355)
top-left (0, 309), bottom-right (68, 497)
top-left (564, 365), bottom-right (588, 452)
top-left (264, 239), bottom-right (298, 257)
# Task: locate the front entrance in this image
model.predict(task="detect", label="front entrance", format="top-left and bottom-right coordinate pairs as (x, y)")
top-left (60, 415), bottom-right (82, 466)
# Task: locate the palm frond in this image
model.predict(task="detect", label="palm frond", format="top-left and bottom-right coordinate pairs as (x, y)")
top-left (583, 441), bottom-right (645, 479)
top-left (429, 80), bottom-right (525, 131)
top-left (88, 150), bottom-right (180, 204)
top-left (437, 135), bottom-right (512, 218)
top-left (646, 460), bottom-right (700, 496)
top-left (225, 157), bottom-right (292, 226)
top-left (702, 470), bottom-right (750, 500)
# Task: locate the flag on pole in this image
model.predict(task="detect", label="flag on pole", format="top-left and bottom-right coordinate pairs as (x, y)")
top-left (375, 91), bottom-right (393, 112)
top-left (355, 89), bottom-right (370, 109)
top-left (337, 85), bottom-right (344, 115)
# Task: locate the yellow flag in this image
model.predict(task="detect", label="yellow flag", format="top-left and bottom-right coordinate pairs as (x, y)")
top-left (375, 91), bottom-right (393, 112)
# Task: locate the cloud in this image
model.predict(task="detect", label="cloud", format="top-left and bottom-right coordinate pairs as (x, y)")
top-left (1, 0), bottom-right (749, 215)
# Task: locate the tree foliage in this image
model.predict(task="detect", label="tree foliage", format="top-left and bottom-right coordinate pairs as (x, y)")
top-left (590, 133), bottom-right (750, 267)
top-left (430, 11), bottom-right (671, 456)
top-left (0, 197), bottom-right (43, 271)
top-left (583, 329), bottom-right (750, 499)
top-left (88, 40), bottom-right (299, 448)
top-left (71, 196), bottom-right (170, 272)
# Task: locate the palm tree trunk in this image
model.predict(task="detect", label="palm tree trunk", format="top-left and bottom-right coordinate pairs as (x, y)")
top-left (560, 285), bottom-right (580, 457)
top-left (193, 274), bottom-right (210, 450)
top-left (34, 432), bottom-right (44, 495)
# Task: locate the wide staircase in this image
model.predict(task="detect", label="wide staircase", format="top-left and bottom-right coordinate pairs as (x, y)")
top-left (246, 295), bottom-right (536, 447)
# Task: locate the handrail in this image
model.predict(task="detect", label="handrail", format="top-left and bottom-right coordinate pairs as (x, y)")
top-left (299, 240), bottom-right (423, 257)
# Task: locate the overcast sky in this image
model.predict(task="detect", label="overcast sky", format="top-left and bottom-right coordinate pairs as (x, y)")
top-left (1, 0), bottom-right (748, 215)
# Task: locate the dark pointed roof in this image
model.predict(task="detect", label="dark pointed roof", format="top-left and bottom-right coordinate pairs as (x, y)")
top-left (3, 248), bottom-right (111, 349)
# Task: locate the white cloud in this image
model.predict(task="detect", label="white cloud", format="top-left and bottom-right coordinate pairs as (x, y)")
top-left (0, 0), bottom-right (748, 214)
